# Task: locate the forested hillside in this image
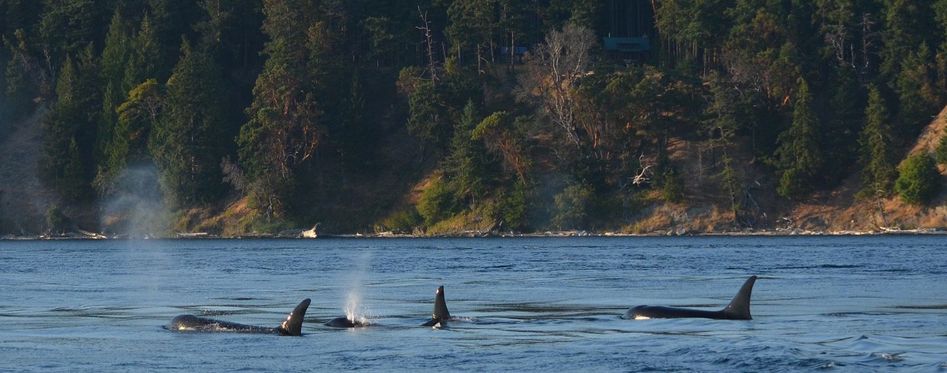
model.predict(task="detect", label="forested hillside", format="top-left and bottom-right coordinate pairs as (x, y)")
top-left (1, 0), bottom-right (946, 236)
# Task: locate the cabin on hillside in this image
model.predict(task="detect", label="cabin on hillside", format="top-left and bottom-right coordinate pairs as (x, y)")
top-left (603, 0), bottom-right (656, 58)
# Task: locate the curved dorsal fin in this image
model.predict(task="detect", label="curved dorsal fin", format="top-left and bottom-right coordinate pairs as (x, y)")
top-left (721, 276), bottom-right (756, 320)
top-left (433, 286), bottom-right (450, 321)
top-left (279, 298), bottom-right (311, 336)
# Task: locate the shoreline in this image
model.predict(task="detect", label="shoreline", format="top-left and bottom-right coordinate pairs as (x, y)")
top-left (4, 228), bottom-right (945, 241)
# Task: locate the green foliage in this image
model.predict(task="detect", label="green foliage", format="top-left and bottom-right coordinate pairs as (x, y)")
top-left (495, 181), bottom-right (530, 231)
top-left (775, 79), bottom-right (822, 199)
top-left (3, 29), bottom-right (39, 119)
top-left (720, 155), bottom-right (742, 218)
top-left (377, 208), bottom-right (422, 234)
top-left (151, 42), bottom-right (227, 207)
top-left (473, 111), bottom-right (530, 183)
top-left (9, 0), bottom-right (947, 234)
top-left (102, 79), bottom-right (162, 186)
top-left (41, 48), bottom-right (101, 202)
top-left (45, 205), bottom-right (68, 234)
top-left (403, 73), bottom-right (448, 148)
top-left (38, 0), bottom-right (105, 68)
top-left (896, 42), bottom-right (940, 139)
top-left (936, 134), bottom-right (947, 165)
top-left (895, 153), bottom-right (942, 205)
top-left (661, 167), bottom-right (685, 203)
top-left (553, 184), bottom-right (593, 230)
top-left (822, 66), bottom-right (863, 185)
top-left (238, 0), bottom-right (322, 219)
top-left (97, 8), bottom-right (133, 179)
top-left (444, 101), bottom-right (493, 202)
top-left (123, 14), bottom-right (161, 90)
top-left (417, 175), bottom-right (459, 226)
top-left (880, 0), bottom-right (935, 80)
top-left (859, 86), bottom-right (898, 198)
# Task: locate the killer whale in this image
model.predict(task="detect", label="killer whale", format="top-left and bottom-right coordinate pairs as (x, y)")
top-left (624, 276), bottom-right (757, 320)
top-left (168, 298), bottom-right (310, 336)
top-left (421, 285), bottom-right (452, 327)
top-left (325, 316), bottom-right (367, 328)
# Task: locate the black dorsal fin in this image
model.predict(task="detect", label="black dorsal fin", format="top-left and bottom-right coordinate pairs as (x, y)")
top-left (278, 298), bottom-right (311, 336)
top-left (433, 286), bottom-right (451, 321)
top-left (721, 276), bottom-right (756, 320)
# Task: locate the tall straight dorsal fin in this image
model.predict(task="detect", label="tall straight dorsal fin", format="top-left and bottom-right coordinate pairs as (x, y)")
top-left (433, 286), bottom-right (450, 321)
top-left (721, 276), bottom-right (756, 320)
top-left (278, 298), bottom-right (311, 336)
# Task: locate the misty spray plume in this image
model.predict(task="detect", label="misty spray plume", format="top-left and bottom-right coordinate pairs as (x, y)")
top-left (101, 163), bottom-right (169, 238)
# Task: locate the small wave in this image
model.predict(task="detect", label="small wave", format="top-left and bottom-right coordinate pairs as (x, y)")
top-left (891, 304), bottom-right (947, 310)
top-left (873, 352), bottom-right (905, 362)
top-left (767, 264), bottom-right (862, 270)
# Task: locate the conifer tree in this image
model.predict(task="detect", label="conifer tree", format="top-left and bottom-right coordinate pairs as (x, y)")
top-left (823, 65), bottom-right (862, 183)
top-left (96, 9), bottom-right (133, 185)
top-left (41, 48), bottom-right (101, 202)
top-left (879, 0), bottom-right (933, 80)
top-left (108, 79), bottom-right (162, 181)
top-left (3, 29), bottom-right (40, 120)
top-left (238, 0), bottom-right (321, 219)
top-left (150, 41), bottom-right (227, 207)
top-left (123, 15), bottom-right (161, 92)
top-left (775, 79), bottom-right (822, 199)
top-left (859, 85), bottom-right (897, 197)
top-left (896, 42), bottom-right (940, 138)
top-left (37, 0), bottom-right (105, 69)
top-left (444, 100), bottom-right (492, 204)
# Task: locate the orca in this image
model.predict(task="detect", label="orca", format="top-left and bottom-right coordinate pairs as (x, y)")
top-left (624, 276), bottom-right (757, 320)
top-left (421, 285), bottom-right (452, 327)
top-left (325, 316), bottom-right (367, 328)
top-left (168, 298), bottom-right (310, 336)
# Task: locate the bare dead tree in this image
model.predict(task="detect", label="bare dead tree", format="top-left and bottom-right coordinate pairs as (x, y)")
top-left (632, 155), bottom-right (655, 186)
top-left (416, 6), bottom-right (438, 82)
top-left (860, 12), bottom-right (878, 72)
top-left (523, 24), bottom-right (595, 148)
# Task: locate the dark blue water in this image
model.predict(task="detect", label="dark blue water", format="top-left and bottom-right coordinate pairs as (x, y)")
top-left (1, 236), bottom-right (946, 371)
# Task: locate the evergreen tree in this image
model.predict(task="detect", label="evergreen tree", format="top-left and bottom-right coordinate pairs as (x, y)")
top-left (935, 0), bottom-right (947, 91)
top-left (107, 79), bottom-right (164, 174)
top-left (879, 0), bottom-right (933, 80)
top-left (822, 65), bottom-right (863, 183)
top-left (444, 100), bottom-right (492, 204)
top-left (123, 14), bottom-right (162, 91)
top-left (150, 42), bottom-right (227, 207)
top-left (41, 49), bottom-right (101, 202)
top-left (146, 0), bottom-right (201, 77)
top-left (97, 9), bottom-right (133, 185)
top-left (775, 79), bottom-right (822, 199)
top-left (3, 29), bottom-right (40, 119)
top-left (107, 78), bottom-right (162, 183)
top-left (859, 85), bottom-right (897, 197)
top-left (238, 0), bottom-right (321, 219)
top-left (38, 0), bottom-right (105, 68)
top-left (896, 42), bottom-right (940, 139)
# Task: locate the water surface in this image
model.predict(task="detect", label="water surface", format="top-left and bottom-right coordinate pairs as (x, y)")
top-left (1, 236), bottom-right (945, 371)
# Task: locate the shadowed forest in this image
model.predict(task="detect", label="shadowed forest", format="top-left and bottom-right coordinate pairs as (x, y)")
top-left (1, 0), bottom-right (946, 236)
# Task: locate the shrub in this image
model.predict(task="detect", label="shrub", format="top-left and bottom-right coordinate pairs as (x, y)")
top-left (895, 153), bottom-right (941, 205)
top-left (45, 205), bottom-right (68, 234)
top-left (935, 134), bottom-right (947, 165)
top-left (417, 176), bottom-right (458, 226)
top-left (553, 184), bottom-right (593, 230)
top-left (495, 182), bottom-right (530, 231)
top-left (661, 168), bottom-right (685, 203)
top-left (378, 209), bottom-right (422, 234)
